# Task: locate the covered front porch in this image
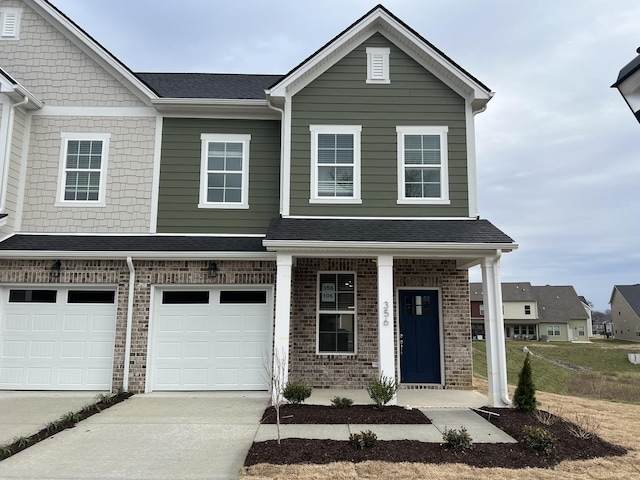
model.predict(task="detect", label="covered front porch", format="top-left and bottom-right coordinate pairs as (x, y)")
top-left (264, 217), bottom-right (517, 407)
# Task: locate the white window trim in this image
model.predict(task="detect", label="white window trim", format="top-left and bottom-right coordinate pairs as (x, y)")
top-left (0, 8), bottom-right (22, 40)
top-left (366, 47), bottom-right (390, 84)
top-left (316, 271), bottom-right (357, 356)
top-left (309, 125), bottom-right (362, 204)
top-left (56, 132), bottom-right (110, 207)
top-left (199, 133), bottom-right (251, 209)
top-left (396, 125), bottom-right (450, 205)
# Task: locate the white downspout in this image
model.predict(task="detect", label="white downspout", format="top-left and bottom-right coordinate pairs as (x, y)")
top-left (123, 256), bottom-right (135, 391)
top-left (266, 97), bottom-right (285, 215)
top-left (1, 96), bottom-right (29, 211)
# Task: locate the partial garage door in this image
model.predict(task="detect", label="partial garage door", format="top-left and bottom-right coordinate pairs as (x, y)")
top-left (0, 288), bottom-right (117, 390)
top-left (150, 288), bottom-right (272, 391)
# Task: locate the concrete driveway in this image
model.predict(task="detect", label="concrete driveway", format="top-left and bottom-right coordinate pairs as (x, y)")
top-left (0, 391), bottom-right (269, 480)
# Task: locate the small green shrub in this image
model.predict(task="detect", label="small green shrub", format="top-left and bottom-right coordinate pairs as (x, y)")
top-left (442, 427), bottom-right (473, 449)
top-left (12, 436), bottom-right (29, 448)
top-left (95, 392), bottom-right (115, 405)
top-left (282, 380), bottom-right (312, 405)
top-left (60, 411), bottom-right (81, 424)
top-left (46, 421), bottom-right (61, 433)
top-left (0, 445), bottom-right (12, 457)
top-left (523, 425), bottom-right (557, 454)
top-left (349, 430), bottom-right (377, 449)
top-left (331, 396), bottom-right (354, 409)
top-left (366, 375), bottom-right (398, 409)
top-left (513, 352), bottom-right (537, 411)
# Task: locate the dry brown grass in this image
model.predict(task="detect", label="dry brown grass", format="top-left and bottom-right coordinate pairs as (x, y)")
top-left (240, 380), bottom-right (640, 479)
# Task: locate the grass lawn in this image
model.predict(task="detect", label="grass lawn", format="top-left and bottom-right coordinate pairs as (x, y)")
top-left (473, 339), bottom-right (640, 404)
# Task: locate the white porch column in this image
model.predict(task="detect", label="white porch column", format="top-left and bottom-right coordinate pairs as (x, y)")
top-left (377, 255), bottom-right (396, 405)
top-left (273, 253), bottom-right (293, 394)
top-left (481, 251), bottom-right (510, 407)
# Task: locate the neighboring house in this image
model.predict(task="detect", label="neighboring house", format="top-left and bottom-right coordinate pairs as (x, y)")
top-left (578, 295), bottom-right (594, 337)
top-left (470, 283), bottom-right (590, 342)
top-left (0, 1), bottom-right (517, 407)
top-left (610, 285), bottom-right (640, 342)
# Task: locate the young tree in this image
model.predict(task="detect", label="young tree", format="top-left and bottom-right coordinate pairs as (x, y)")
top-left (263, 348), bottom-right (287, 444)
top-left (513, 352), bottom-right (537, 411)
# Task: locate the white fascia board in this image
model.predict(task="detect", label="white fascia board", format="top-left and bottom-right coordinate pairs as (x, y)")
top-left (267, 8), bottom-right (492, 109)
top-left (26, 0), bottom-right (158, 105)
top-left (0, 250), bottom-right (276, 261)
top-left (152, 99), bottom-right (279, 119)
top-left (263, 240), bottom-right (518, 254)
top-left (0, 74), bottom-right (43, 109)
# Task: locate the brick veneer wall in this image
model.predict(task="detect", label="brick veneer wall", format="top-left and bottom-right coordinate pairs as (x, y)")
top-left (288, 258), bottom-right (472, 390)
top-left (0, 259), bottom-right (276, 393)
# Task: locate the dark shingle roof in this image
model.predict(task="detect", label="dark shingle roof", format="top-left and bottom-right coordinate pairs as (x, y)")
top-left (0, 234), bottom-right (266, 253)
top-left (469, 282), bottom-right (535, 302)
top-left (135, 73), bottom-right (284, 99)
top-left (614, 284), bottom-right (640, 316)
top-left (612, 49), bottom-right (640, 87)
top-left (534, 285), bottom-right (588, 323)
top-left (265, 218), bottom-right (514, 244)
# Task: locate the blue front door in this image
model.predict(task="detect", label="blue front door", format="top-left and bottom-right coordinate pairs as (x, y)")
top-left (399, 290), bottom-right (441, 384)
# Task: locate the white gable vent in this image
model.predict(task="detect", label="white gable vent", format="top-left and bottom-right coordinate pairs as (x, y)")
top-left (1, 8), bottom-right (22, 39)
top-left (366, 47), bottom-right (390, 84)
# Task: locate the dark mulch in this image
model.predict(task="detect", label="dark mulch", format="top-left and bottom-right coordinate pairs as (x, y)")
top-left (260, 404), bottom-right (430, 424)
top-left (0, 391), bottom-right (133, 461)
top-left (245, 406), bottom-right (627, 469)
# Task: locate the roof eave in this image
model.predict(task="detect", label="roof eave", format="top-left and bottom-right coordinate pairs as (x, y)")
top-left (0, 249), bottom-right (276, 261)
top-left (151, 98), bottom-right (279, 117)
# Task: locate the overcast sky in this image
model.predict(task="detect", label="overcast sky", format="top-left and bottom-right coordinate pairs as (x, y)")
top-left (51, 0), bottom-right (639, 310)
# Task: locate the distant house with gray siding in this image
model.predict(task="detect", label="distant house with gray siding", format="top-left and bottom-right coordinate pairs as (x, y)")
top-left (610, 285), bottom-right (640, 342)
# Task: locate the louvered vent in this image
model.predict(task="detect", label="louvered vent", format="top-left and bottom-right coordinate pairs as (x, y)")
top-left (366, 47), bottom-right (390, 84)
top-left (1, 10), bottom-right (20, 39)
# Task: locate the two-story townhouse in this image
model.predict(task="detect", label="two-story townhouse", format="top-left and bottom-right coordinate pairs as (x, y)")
top-left (471, 283), bottom-right (590, 342)
top-left (0, 1), bottom-right (517, 407)
top-left (470, 282), bottom-right (538, 340)
top-left (610, 284), bottom-right (640, 342)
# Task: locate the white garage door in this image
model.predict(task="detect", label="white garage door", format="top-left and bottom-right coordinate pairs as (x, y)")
top-left (150, 288), bottom-right (272, 391)
top-left (0, 288), bottom-right (117, 390)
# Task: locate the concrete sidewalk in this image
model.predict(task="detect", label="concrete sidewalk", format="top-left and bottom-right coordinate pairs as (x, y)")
top-left (0, 392), bottom-right (270, 480)
top-left (0, 391), bottom-right (100, 445)
top-left (255, 408), bottom-right (516, 444)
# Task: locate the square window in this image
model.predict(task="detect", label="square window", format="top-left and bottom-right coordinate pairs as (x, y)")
top-left (309, 125), bottom-right (361, 203)
top-left (396, 126), bottom-right (449, 204)
top-left (57, 133), bottom-right (110, 206)
top-left (317, 272), bottom-right (356, 354)
top-left (199, 134), bottom-right (250, 209)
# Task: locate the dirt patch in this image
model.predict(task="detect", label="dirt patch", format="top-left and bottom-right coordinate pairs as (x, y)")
top-left (260, 404), bottom-right (430, 424)
top-left (245, 406), bottom-right (625, 469)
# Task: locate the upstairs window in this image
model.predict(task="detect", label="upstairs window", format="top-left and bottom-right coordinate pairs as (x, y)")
top-left (199, 134), bottom-right (250, 209)
top-left (0, 8), bottom-right (22, 40)
top-left (366, 47), bottom-right (390, 84)
top-left (57, 133), bottom-right (110, 206)
top-left (524, 305), bottom-right (531, 315)
top-left (309, 125), bottom-right (361, 203)
top-left (397, 126), bottom-right (449, 204)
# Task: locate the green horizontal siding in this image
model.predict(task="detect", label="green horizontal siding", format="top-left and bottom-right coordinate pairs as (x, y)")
top-left (156, 118), bottom-right (280, 234)
top-left (290, 33), bottom-right (469, 217)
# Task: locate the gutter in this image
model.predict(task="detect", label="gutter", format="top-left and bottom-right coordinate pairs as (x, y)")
top-left (123, 256), bottom-right (135, 392)
top-left (266, 97), bottom-right (285, 216)
top-left (1, 96), bottom-right (29, 211)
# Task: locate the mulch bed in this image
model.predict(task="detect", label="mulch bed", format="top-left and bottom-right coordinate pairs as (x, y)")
top-left (245, 406), bottom-right (627, 469)
top-left (260, 404), bottom-right (430, 424)
top-left (0, 391), bottom-right (133, 461)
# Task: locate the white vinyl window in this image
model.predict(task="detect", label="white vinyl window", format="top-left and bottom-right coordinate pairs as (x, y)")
top-left (57, 133), bottom-right (110, 206)
top-left (397, 126), bottom-right (449, 204)
top-left (309, 125), bottom-right (361, 203)
top-left (366, 47), bottom-right (390, 84)
top-left (199, 133), bottom-right (250, 209)
top-left (547, 325), bottom-right (561, 336)
top-left (0, 8), bottom-right (22, 40)
top-left (317, 272), bottom-right (356, 354)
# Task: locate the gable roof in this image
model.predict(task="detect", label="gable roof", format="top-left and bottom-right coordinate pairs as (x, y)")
top-left (136, 73), bottom-right (284, 100)
top-left (267, 4), bottom-right (493, 112)
top-left (469, 282), bottom-right (535, 302)
top-left (611, 284), bottom-right (640, 316)
top-left (534, 285), bottom-right (588, 323)
top-left (27, 0), bottom-right (157, 104)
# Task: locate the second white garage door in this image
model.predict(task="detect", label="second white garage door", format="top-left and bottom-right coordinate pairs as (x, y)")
top-left (149, 288), bottom-right (272, 391)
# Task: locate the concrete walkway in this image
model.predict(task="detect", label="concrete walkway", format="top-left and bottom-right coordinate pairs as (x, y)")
top-left (0, 392), bottom-right (269, 480)
top-left (0, 391), bottom-right (100, 445)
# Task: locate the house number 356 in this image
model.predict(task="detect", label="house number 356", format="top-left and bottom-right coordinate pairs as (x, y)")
top-left (383, 301), bottom-right (390, 326)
